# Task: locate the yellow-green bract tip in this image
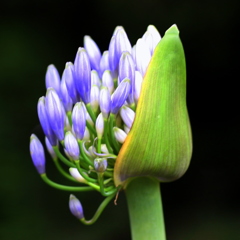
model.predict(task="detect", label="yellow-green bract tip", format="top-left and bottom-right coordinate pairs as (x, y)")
top-left (165, 24), bottom-right (179, 35)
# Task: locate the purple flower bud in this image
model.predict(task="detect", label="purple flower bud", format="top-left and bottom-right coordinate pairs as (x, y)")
top-left (91, 70), bottom-right (101, 87)
top-left (61, 75), bottom-right (73, 112)
top-left (99, 51), bottom-right (110, 77)
top-left (108, 36), bottom-right (118, 73)
top-left (99, 86), bottom-right (111, 119)
top-left (118, 52), bottom-right (135, 82)
top-left (45, 137), bottom-right (57, 159)
top-left (74, 48), bottom-right (91, 104)
top-left (90, 85), bottom-right (99, 112)
top-left (30, 134), bottom-right (46, 174)
top-left (144, 25), bottom-right (161, 54)
top-left (113, 26), bottom-right (123, 36)
top-left (111, 78), bottom-right (131, 114)
top-left (45, 88), bottom-right (65, 141)
top-left (45, 64), bottom-right (61, 98)
top-left (84, 35), bottom-right (101, 72)
top-left (69, 168), bottom-right (86, 183)
top-left (115, 28), bottom-right (132, 66)
top-left (134, 70), bottom-right (143, 103)
top-left (94, 158), bottom-right (108, 173)
top-left (102, 70), bottom-right (114, 94)
top-left (96, 113), bottom-right (104, 138)
top-left (113, 127), bottom-right (127, 144)
top-left (64, 62), bottom-right (79, 104)
top-left (120, 105), bottom-right (135, 129)
top-left (72, 102), bottom-right (86, 140)
top-left (135, 38), bottom-right (151, 76)
top-left (69, 194), bottom-right (84, 220)
top-left (37, 96), bottom-right (58, 146)
top-left (64, 131), bottom-right (80, 161)
top-left (118, 52), bottom-right (135, 104)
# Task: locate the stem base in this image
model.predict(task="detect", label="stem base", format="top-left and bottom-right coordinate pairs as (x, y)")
top-left (125, 177), bottom-right (166, 240)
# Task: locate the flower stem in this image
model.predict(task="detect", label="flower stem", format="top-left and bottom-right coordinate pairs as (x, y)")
top-left (125, 177), bottom-right (166, 240)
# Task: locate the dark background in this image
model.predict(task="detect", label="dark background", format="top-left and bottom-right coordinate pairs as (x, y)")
top-left (0, 0), bottom-right (239, 239)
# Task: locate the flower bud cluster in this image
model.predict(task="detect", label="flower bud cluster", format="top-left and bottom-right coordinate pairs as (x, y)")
top-left (30, 25), bottom-right (161, 220)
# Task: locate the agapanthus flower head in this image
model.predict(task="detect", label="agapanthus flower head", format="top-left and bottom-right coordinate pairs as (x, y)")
top-left (30, 24), bottom-right (192, 223)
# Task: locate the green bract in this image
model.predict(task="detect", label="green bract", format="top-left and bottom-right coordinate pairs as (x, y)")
top-left (114, 25), bottom-right (192, 187)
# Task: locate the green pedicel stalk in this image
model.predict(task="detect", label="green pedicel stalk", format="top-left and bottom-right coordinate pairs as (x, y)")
top-left (125, 177), bottom-right (166, 240)
top-left (41, 174), bottom-right (95, 191)
top-left (80, 193), bottom-right (115, 225)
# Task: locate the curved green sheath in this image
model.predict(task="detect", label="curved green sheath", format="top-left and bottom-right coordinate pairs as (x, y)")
top-left (114, 25), bottom-right (192, 187)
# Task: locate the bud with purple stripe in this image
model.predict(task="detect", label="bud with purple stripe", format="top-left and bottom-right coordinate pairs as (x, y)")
top-left (94, 158), bottom-right (108, 173)
top-left (118, 51), bottom-right (135, 104)
top-left (74, 48), bottom-right (91, 104)
top-left (69, 194), bottom-right (84, 220)
top-left (90, 84), bottom-right (99, 112)
top-left (142, 25), bottom-right (161, 54)
top-left (102, 70), bottom-right (114, 94)
top-left (96, 113), bottom-right (104, 138)
top-left (91, 70), bottom-right (101, 87)
top-left (113, 127), bottom-right (127, 144)
top-left (45, 88), bottom-right (65, 141)
top-left (30, 134), bottom-right (46, 174)
top-left (64, 62), bottom-right (79, 104)
top-left (72, 102), bottom-right (86, 140)
top-left (108, 36), bottom-right (118, 73)
top-left (120, 105), bottom-right (135, 129)
top-left (99, 51), bottom-right (110, 78)
top-left (45, 136), bottom-right (57, 160)
top-left (115, 28), bottom-right (132, 67)
top-left (45, 64), bottom-right (61, 98)
top-left (64, 131), bottom-right (80, 161)
top-left (111, 78), bottom-right (131, 114)
top-left (135, 38), bottom-right (151, 76)
top-left (134, 70), bottom-right (143, 103)
top-left (60, 76), bottom-right (73, 112)
top-left (99, 86), bottom-right (111, 119)
top-left (84, 36), bottom-right (101, 72)
top-left (37, 96), bottom-right (58, 146)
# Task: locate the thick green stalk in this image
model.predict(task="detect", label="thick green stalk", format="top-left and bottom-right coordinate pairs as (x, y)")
top-left (125, 177), bottom-right (166, 240)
